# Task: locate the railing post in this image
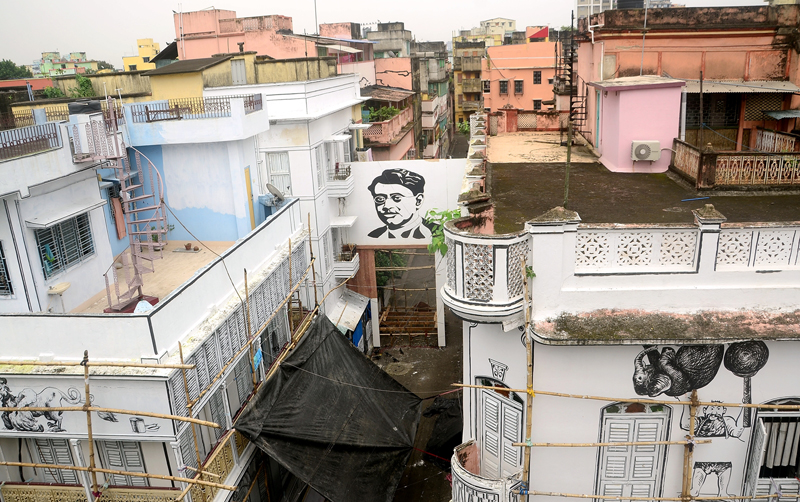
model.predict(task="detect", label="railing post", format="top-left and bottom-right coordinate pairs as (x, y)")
top-left (70, 439), bottom-right (95, 502)
top-left (170, 442), bottom-right (192, 502)
top-left (697, 145), bottom-right (717, 189)
top-left (692, 204), bottom-right (726, 278)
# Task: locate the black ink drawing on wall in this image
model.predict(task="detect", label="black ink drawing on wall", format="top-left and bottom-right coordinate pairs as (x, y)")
top-left (692, 461), bottom-right (734, 498)
top-left (633, 345), bottom-right (724, 398)
top-left (367, 169), bottom-right (432, 239)
top-left (724, 341), bottom-right (769, 427)
top-left (680, 402), bottom-right (744, 440)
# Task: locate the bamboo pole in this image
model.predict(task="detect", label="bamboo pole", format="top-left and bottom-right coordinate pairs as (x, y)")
top-left (451, 384), bottom-right (800, 411)
top-left (288, 238), bottom-right (294, 333)
top-left (182, 466), bottom-right (220, 478)
top-left (0, 361), bottom-right (194, 369)
top-left (188, 259), bottom-right (314, 408)
top-left (0, 461), bottom-right (235, 491)
top-left (81, 351), bottom-right (99, 496)
top-left (244, 269), bottom-right (257, 388)
top-left (0, 406), bottom-right (220, 428)
top-left (179, 344), bottom-right (206, 502)
top-left (521, 258), bottom-right (533, 501)
top-left (511, 439), bottom-right (711, 448)
top-left (308, 213), bottom-right (318, 308)
top-left (687, 390), bottom-right (699, 499)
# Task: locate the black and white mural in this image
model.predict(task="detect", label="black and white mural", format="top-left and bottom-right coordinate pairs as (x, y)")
top-left (367, 169), bottom-right (432, 240)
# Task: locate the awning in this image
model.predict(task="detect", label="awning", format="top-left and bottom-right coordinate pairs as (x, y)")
top-left (321, 44), bottom-right (362, 54)
top-left (328, 133), bottom-right (352, 142)
top-left (684, 80), bottom-right (800, 94)
top-left (25, 197), bottom-right (106, 229)
top-left (331, 288), bottom-right (370, 332)
top-left (764, 110), bottom-right (800, 120)
top-left (330, 215), bottom-right (357, 228)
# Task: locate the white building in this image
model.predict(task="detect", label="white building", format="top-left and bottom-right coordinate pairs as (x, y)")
top-left (448, 114), bottom-right (800, 501)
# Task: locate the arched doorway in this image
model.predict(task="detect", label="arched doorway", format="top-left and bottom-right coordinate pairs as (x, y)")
top-left (595, 401), bottom-right (672, 500)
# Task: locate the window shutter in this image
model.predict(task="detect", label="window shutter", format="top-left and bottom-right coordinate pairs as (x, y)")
top-left (218, 322), bottom-right (233, 364)
top-left (35, 438), bottom-right (78, 484)
top-left (234, 356), bottom-right (254, 407)
top-left (500, 404), bottom-right (522, 476)
top-left (202, 338), bottom-right (220, 389)
top-left (169, 370), bottom-right (189, 417)
top-left (0, 242), bottom-right (13, 296)
top-left (744, 418), bottom-right (768, 498)
top-left (178, 425), bottom-right (198, 471)
top-left (209, 388), bottom-right (228, 440)
top-left (480, 391), bottom-right (502, 478)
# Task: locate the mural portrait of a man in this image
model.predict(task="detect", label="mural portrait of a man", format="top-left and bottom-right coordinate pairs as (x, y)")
top-left (367, 169), bottom-right (431, 239)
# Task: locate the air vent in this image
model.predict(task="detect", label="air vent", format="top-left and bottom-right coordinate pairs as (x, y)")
top-left (631, 141), bottom-right (661, 161)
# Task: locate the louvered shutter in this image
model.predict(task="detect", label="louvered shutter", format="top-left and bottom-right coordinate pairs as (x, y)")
top-left (178, 426), bottom-right (198, 471)
top-left (234, 357), bottom-right (254, 407)
top-left (480, 390), bottom-right (502, 478)
top-left (208, 388), bottom-right (227, 440)
top-left (202, 337), bottom-right (220, 388)
top-left (184, 353), bottom-right (201, 402)
top-left (121, 442), bottom-right (147, 487)
top-left (744, 419), bottom-right (768, 499)
top-left (500, 404), bottom-right (522, 476)
top-left (218, 322), bottom-right (233, 364)
top-left (35, 438), bottom-right (78, 484)
top-left (102, 441), bottom-right (148, 487)
top-left (599, 414), bottom-right (667, 500)
top-left (169, 370), bottom-right (189, 418)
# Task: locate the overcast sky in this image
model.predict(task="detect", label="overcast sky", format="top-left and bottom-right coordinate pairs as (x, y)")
top-left (2, 0), bottom-right (765, 70)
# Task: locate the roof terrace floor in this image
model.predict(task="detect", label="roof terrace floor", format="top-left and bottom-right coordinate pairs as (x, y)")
top-left (73, 240), bottom-right (234, 314)
top-left (488, 134), bottom-right (800, 233)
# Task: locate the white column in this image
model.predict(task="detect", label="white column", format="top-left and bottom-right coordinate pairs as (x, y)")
top-left (69, 439), bottom-right (94, 502)
top-left (170, 442), bottom-right (191, 502)
top-left (219, 382), bottom-right (239, 465)
top-left (434, 252), bottom-right (446, 347)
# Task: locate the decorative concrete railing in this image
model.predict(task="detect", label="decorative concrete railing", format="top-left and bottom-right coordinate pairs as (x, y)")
top-left (0, 122), bottom-right (62, 161)
top-left (462, 101), bottom-right (481, 111)
top-left (670, 138), bottom-right (800, 188)
top-left (363, 107), bottom-right (413, 144)
top-left (451, 441), bottom-right (522, 502)
top-left (0, 484), bottom-right (180, 502)
top-left (575, 225), bottom-right (699, 274)
top-left (442, 220), bottom-right (529, 322)
top-left (716, 224), bottom-right (800, 271)
top-left (755, 127), bottom-right (799, 153)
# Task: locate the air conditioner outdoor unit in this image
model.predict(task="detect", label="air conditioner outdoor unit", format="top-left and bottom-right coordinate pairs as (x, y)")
top-left (631, 141), bottom-right (661, 161)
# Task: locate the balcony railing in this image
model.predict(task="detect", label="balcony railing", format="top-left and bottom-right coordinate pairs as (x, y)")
top-left (451, 441), bottom-right (522, 502)
top-left (327, 163), bottom-right (351, 182)
top-left (0, 110), bottom-right (35, 131)
top-left (462, 101), bottom-right (481, 111)
top-left (460, 57), bottom-right (482, 72)
top-left (333, 245), bottom-right (360, 279)
top-left (363, 107), bottom-right (413, 144)
top-left (755, 127), bottom-right (800, 153)
top-left (327, 162), bottom-right (354, 197)
top-left (189, 430), bottom-right (242, 502)
top-left (0, 122), bottom-right (62, 161)
top-left (1, 483), bottom-right (180, 502)
top-left (670, 138), bottom-right (800, 188)
top-left (130, 95), bottom-right (261, 123)
top-left (463, 78), bottom-right (482, 93)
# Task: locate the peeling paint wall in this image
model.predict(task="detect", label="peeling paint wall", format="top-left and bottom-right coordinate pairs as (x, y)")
top-left (254, 58), bottom-right (337, 83)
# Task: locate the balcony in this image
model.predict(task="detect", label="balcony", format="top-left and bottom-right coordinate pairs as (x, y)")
top-left (461, 57), bottom-right (482, 72)
top-left (463, 78), bottom-right (482, 94)
top-left (362, 107), bottom-right (413, 145)
top-left (0, 122), bottom-right (62, 162)
top-left (462, 101), bottom-right (481, 111)
top-left (451, 441), bottom-right (522, 502)
top-left (327, 163), bottom-right (355, 197)
top-left (1, 484), bottom-right (180, 502)
top-left (442, 219), bottom-right (529, 323)
top-left (670, 135), bottom-right (800, 189)
top-left (188, 430), bottom-right (251, 502)
top-left (333, 244), bottom-right (360, 279)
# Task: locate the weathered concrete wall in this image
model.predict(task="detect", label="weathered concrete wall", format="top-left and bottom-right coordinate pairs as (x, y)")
top-left (254, 57), bottom-right (337, 83)
top-left (374, 58), bottom-right (413, 89)
top-left (482, 42), bottom-right (557, 112)
top-left (53, 72), bottom-right (151, 97)
top-left (320, 22), bottom-right (361, 40)
top-left (202, 60), bottom-right (234, 88)
top-left (149, 73), bottom-right (204, 99)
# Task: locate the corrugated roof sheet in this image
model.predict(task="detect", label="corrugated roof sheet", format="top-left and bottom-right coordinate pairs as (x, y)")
top-left (684, 80), bottom-right (800, 93)
top-left (143, 56), bottom-right (232, 76)
top-left (589, 75), bottom-right (685, 90)
top-left (361, 85), bottom-right (415, 102)
top-left (763, 110), bottom-right (800, 120)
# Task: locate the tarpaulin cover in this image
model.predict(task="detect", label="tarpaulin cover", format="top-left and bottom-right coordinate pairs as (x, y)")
top-left (422, 395), bottom-right (463, 470)
top-left (234, 315), bottom-right (421, 502)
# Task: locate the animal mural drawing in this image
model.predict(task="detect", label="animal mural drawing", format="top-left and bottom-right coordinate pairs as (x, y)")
top-left (632, 342), bottom-right (769, 428)
top-left (0, 379), bottom-right (118, 432)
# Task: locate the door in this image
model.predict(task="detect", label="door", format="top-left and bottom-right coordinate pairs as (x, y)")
top-left (597, 404), bottom-right (670, 500)
top-left (231, 59), bottom-right (247, 86)
top-left (478, 388), bottom-right (523, 478)
top-left (34, 438), bottom-right (79, 484)
top-left (100, 440), bottom-right (148, 486)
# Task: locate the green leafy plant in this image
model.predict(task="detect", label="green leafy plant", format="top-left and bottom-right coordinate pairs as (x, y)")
top-left (457, 121), bottom-right (470, 135)
top-left (525, 265), bottom-right (536, 279)
top-left (42, 86), bottom-right (65, 99)
top-left (425, 208), bottom-right (462, 256)
top-left (69, 75), bottom-right (94, 98)
top-left (368, 106), bottom-right (400, 122)
top-left (375, 251), bottom-right (407, 287)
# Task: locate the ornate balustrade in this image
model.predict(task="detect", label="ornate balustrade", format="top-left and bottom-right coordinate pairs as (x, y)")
top-left (0, 483), bottom-right (180, 502)
top-left (451, 441), bottom-right (522, 502)
top-left (755, 127), bottom-right (799, 153)
top-left (716, 224), bottom-right (800, 271)
top-left (574, 225), bottom-right (700, 274)
top-left (189, 430), bottom-right (238, 502)
top-left (671, 139), bottom-right (701, 182)
top-left (362, 108), bottom-right (413, 144)
top-left (442, 220), bottom-right (529, 322)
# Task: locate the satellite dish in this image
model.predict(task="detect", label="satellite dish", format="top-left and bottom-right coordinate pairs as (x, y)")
top-left (266, 183), bottom-right (285, 202)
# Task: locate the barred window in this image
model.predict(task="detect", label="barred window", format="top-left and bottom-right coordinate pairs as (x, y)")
top-left (533, 100), bottom-right (542, 111)
top-left (514, 80), bottom-right (524, 94)
top-left (534, 71), bottom-right (542, 85)
top-left (482, 80), bottom-right (491, 93)
top-left (0, 242), bottom-right (12, 296)
top-left (499, 80), bottom-right (508, 95)
top-left (34, 213), bottom-right (94, 279)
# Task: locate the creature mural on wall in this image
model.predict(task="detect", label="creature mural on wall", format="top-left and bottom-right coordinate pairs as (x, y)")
top-left (691, 461), bottom-right (734, 499)
top-left (367, 169), bottom-right (432, 239)
top-left (0, 379), bottom-right (118, 433)
top-left (723, 341), bottom-right (769, 427)
top-left (680, 402), bottom-right (744, 440)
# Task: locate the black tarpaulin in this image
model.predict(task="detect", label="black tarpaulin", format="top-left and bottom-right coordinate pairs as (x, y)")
top-left (234, 315), bottom-right (422, 502)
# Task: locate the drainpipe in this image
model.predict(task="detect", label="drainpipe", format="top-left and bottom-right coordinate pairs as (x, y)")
top-left (680, 87), bottom-right (687, 141)
top-left (588, 23), bottom-right (603, 45)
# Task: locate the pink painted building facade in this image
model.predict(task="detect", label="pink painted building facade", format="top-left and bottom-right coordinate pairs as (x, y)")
top-left (481, 42), bottom-right (557, 113)
top-left (174, 10), bottom-right (317, 60)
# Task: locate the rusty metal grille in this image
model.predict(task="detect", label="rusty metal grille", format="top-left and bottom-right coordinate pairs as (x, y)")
top-left (44, 106), bottom-right (70, 122)
top-left (0, 110), bottom-right (35, 131)
top-left (745, 94), bottom-right (783, 121)
top-left (0, 122), bottom-right (62, 161)
top-left (130, 94), bottom-right (261, 123)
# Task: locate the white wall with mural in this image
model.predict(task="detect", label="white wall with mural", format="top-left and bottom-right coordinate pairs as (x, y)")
top-left (464, 322), bottom-right (800, 502)
top-left (0, 375), bottom-right (173, 441)
top-left (347, 159), bottom-right (466, 246)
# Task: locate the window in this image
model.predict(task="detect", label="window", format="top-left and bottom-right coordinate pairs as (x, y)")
top-left (482, 80), bottom-right (491, 93)
top-left (143, 57), bottom-right (150, 63)
top-left (315, 145), bottom-right (325, 190)
top-left (0, 242), bottom-right (12, 296)
top-left (548, 77), bottom-right (554, 85)
top-left (533, 99), bottom-right (542, 110)
top-left (100, 441), bottom-right (148, 486)
top-left (743, 399), bottom-right (800, 500)
top-left (35, 213), bottom-right (95, 279)
top-left (514, 80), bottom-right (524, 94)
top-left (265, 152), bottom-right (291, 196)
top-left (33, 439), bottom-right (78, 484)
top-left (499, 80), bottom-right (508, 95)
top-left (439, 59), bottom-right (445, 69)
top-left (534, 71), bottom-right (542, 85)
top-left (457, 73), bottom-right (463, 83)
top-left (129, 64), bottom-right (137, 71)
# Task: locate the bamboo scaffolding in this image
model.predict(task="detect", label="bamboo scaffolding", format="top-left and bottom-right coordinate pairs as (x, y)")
top-left (0, 361), bottom-right (195, 369)
top-left (308, 214), bottom-right (318, 308)
top-left (452, 383), bottom-right (800, 410)
top-left (0, 461), bottom-right (235, 491)
top-left (0, 406), bottom-right (220, 428)
top-left (510, 439), bottom-right (711, 448)
top-left (244, 269), bottom-right (257, 388)
top-left (520, 259), bottom-right (533, 502)
top-left (82, 351), bottom-right (98, 495)
top-left (179, 344), bottom-right (206, 502)
top-left (182, 466), bottom-right (220, 478)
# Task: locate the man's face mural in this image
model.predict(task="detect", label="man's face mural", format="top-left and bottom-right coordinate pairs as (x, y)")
top-left (372, 182), bottom-right (424, 229)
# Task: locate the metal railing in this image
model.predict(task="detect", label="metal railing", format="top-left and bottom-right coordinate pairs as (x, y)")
top-left (327, 163), bottom-right (351, 181)
top-left (129, 95), bottom-right (261, 123)
top-left (755, 127), bottom-right (800, 153)
top-left (45, 106), bottom-right (70, 122)
top-left (1, 483), bottom-right (181, 502)
top-left (336, 244), bottom-right (357, 262)
top-left (0, 122), bottom-right (62, 161)
top-left (0, 110), bottom-right (35, 131)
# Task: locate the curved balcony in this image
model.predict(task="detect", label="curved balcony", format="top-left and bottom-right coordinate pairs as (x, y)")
top-left (442, 218), bottom-right (529, 322)
top-left (452, 441), bottom-right (522, 502)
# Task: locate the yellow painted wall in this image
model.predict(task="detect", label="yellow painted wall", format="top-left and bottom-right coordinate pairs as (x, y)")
top-left (53, 73), bottom-right (151, 98)
top-left (351, 104), bottom-right (363, 149)
top-left (254, 58), bottom-right (337, 83)
top-left (149, 73), bottom-right (204, 100)
top-left (123, 38), bottom-right (160, 71)
top-left (122, 56), bottom-right (156, 72)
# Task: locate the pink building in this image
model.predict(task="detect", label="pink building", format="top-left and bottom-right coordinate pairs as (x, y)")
top-left (481, 42), bottom-right (557, 113)
top-left (588, 76), bottom-right (685, 173)
top-left (174, 9), bottom-right (317, 60)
